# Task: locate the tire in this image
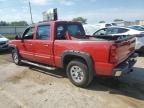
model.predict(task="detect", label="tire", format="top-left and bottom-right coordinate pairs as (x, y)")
top-left (138, 46), bottom-right (144, 55)
top-left (12, 49), bottom-right (21, 65)
top-left (66, 60), bottom-right (93, 87)
top-left (142, 48), bottom-right (144, 55)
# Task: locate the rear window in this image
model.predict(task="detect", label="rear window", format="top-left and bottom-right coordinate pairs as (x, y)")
top-left (129, 26), bottom-right (144, 31)
top-left (118, 28), bottom-right (129, 33)
top-left (106, 28), bottom-right (128, 34)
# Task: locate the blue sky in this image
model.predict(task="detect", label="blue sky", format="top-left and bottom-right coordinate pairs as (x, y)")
top-left (0, 0), bottom-right (144, 24)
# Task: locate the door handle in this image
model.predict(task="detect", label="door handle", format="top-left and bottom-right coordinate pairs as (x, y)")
top-left (30, 43), bottom-right (33, 46)
top-left (44, 44), bottom-right (48, 47)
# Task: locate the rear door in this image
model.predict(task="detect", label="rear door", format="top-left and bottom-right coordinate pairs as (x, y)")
top-left (33, 24), bottom-right (53, 65)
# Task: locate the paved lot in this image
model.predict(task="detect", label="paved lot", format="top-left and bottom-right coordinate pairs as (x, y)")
top-left (0, 51), bottom-right (144, 108)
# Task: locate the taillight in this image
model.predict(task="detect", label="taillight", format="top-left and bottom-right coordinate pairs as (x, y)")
top-left (109, 44), bottom-right (117, 64)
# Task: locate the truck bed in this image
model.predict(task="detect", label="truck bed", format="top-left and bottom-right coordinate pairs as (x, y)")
top-left (94, 35), bottom-right (136, 65)
top-left (77, 35), bottom-right (136, 66)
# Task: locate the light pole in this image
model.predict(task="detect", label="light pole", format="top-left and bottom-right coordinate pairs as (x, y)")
top-left (29, 0), bottom-right (33, 24)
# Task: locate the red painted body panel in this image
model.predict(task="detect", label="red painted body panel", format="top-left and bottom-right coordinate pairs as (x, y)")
top-left (53, 40), bottom-right (114, 75)
top-left (13, 40), bottom-right (34, 61)
top-left (9, 21), bottom-right (135, 76)
top-left (32, 40), bottom-right (53, 64)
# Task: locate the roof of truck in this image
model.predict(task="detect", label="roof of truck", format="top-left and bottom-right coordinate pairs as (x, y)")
top-left (29, 20), bottom-right (82, 27)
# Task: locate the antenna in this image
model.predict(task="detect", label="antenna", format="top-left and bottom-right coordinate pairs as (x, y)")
top-left (29, 0), bottom-right (33, 24)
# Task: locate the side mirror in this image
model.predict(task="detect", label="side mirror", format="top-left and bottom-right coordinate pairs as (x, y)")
top-left (15, 34), bottom-right (22, 40)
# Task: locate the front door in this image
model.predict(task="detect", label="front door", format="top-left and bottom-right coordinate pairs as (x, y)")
top-left (19, 27), bottom-right (35, 61)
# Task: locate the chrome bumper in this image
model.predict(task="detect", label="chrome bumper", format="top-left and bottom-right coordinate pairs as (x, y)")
top-left (112, 53), bottom-right (138, 77)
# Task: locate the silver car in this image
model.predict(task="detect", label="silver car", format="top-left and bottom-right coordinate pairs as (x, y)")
top-left (0, 34), bottom-right (9, 51)
top-left (93, 27), bottom-right (144, 54)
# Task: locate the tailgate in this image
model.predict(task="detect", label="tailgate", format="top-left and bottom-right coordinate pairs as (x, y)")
top-left (115, 36), bottom-right (136, 65)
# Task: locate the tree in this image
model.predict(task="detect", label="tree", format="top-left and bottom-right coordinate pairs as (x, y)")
top-left (11, 21), bottom-right (28, 26)
top-left (113, 19), bottom-right (124, 23)
top-left (0, 21), bottom-right (28, 26)
top-left (99, 21), bottom-right (106, 23)
top-left (72, 17), bottom-right (87, 24)
top-left (0, 21), bottom-right (9, 26)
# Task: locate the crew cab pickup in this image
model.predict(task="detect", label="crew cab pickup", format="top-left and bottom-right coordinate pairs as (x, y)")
top-left (9, 21), bottom-right (137, 87)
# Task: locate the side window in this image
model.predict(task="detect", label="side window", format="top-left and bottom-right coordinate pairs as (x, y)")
top-left (106, 28), bottom-right (119, 34)
top-left (56, 25), bottom-right (66, 40)
top-left (23, 27), bottom-right (34, 40)
top-left (67, 25), bottom-right (84, 36)
top-left (118, 28), bottom-right (128, 33)
top-left (37, 25), bottom-right (50, 40)
top-left (93, 29), bottom-right (106, 35)
top-left (55, 24), bottom-right (85, 39)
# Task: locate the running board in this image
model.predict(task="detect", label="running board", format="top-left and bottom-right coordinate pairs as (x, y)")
top-left (21, 60), bottom-right (56, 70)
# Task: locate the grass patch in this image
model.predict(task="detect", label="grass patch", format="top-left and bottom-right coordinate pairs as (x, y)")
top-left (5, 35), bottom-right (15, 40)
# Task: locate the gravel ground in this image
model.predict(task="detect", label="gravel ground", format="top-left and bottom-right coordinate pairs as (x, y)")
top-left (0, 51), bottom-right (144, 108)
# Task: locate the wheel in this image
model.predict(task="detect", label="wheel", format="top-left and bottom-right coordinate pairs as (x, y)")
top-left (141, 48), bottom-right (144, 55)
top-left (66, 60), bottom-right (93, 87)
top-left (12, 49), bottom-right (21, 65)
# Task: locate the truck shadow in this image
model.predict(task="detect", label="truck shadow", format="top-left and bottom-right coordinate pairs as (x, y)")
top-left (139, 53), bottom-right (144, 57)
top-left (0, 50), bottom-right (11, 55)
top-left (21, 63), bottom-right (144, 100)
top-left (27, 65), bottom-right (67, 78)
top-left (88, 67), bottom-right (144, 100)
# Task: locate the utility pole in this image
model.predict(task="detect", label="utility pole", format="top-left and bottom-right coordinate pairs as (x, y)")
top-left (29, 0), bottom-right (33, 24)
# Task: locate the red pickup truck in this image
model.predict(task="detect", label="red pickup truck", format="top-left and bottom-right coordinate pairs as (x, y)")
top-left (9, 21), bottom-right (137, 87)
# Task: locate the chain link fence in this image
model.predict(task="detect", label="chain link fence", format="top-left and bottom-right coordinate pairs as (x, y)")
top-left (0, 26), bottom-right (27, 36)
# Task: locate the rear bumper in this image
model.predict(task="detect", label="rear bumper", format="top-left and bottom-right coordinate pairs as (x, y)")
top-left (112, 53), bottom-right (138, 77)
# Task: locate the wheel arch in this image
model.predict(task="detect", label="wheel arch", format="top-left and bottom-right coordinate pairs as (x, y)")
top-left (10, 45), bottom-right (21, 59)
top-left (61, 50), bottom-right (95, 84)
top-left (9, 44), bottom-right (17, 51)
